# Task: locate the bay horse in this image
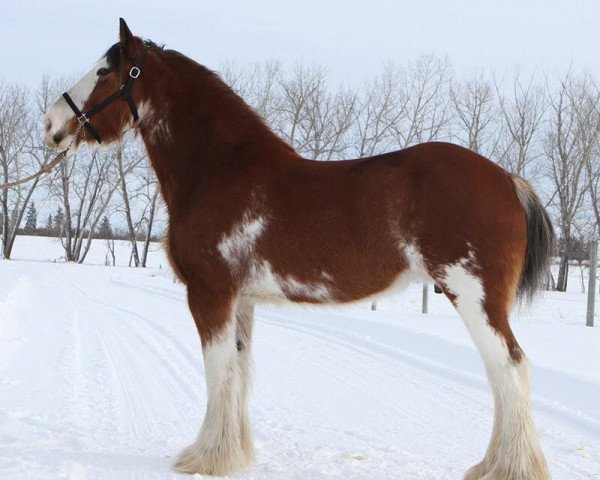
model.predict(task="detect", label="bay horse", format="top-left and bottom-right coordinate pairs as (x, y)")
top-left (44, 19), bottom-right (554, 480)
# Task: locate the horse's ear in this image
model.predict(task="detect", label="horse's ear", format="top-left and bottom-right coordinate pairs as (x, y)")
top-left (119, 18), bottom-right (141, 59)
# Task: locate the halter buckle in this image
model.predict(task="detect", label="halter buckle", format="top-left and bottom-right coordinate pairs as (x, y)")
top-left (77, 113), bottom-right (90, 126)
top-left (129, 67), bottom-right (141, 79)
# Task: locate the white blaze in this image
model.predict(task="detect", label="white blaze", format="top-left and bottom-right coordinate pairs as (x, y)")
top-left (44, 58), bottom-right (109, 149)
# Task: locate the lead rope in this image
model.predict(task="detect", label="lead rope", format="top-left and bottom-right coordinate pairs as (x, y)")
top-left (0, 124), bottom-right (84, 190)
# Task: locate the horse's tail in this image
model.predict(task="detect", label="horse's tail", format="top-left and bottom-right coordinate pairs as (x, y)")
top-left (511, 175), bottom-right (556, 303)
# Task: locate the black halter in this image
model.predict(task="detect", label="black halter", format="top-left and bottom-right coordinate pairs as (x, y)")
top-left (62, 47), bottom-right (148, 144)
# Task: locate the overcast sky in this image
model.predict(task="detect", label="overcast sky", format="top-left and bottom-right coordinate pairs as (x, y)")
top-left (3, 0), bottom-right (600, 88)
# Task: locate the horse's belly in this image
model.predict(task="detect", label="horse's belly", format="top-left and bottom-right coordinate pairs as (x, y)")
top-left (241, 245), bottom-right (431, 305)
top-left (241, 260), bottom-right (336, 304)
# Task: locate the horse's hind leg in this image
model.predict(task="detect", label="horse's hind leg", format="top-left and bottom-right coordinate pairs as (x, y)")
top-left (174, 290), bottom-right (247, 476)
top-left (436, 256), bottom-right (549, 480)
top-left (235, 298), bottom-right (255, 463)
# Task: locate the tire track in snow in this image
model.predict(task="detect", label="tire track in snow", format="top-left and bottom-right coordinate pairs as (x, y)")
top-left (76, 279), bottom-right (201, 376)
top-left (66, 277), bottom-right (201, 400)
top-left (59, 274), bottom-right (203, 454)
top-left (57, 271), bottom-right (134, 448)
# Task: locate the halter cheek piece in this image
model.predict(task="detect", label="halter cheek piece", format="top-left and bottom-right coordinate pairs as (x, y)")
top-left (62, 46), bottom-right (148, 144)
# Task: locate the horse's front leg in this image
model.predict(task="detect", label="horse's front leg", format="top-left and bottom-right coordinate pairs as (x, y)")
top-left (174, 289), bottom-right (248, 476)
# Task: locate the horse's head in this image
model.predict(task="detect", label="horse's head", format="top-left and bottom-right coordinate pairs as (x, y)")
top-left (44, 19), bottom-right (147, 151)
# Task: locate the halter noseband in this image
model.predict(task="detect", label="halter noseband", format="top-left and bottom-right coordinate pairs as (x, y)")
top-left (62, 46), bottom-right (148, 144)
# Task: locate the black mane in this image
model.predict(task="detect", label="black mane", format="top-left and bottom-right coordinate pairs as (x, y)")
top-left (104, 43), bottom-right (122, 70)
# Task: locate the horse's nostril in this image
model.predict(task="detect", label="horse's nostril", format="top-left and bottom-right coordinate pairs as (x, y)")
top-left (52, 133), bottom-right (64, 144)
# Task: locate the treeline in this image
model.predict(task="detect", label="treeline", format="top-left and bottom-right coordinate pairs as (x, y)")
top-left (1, 55), bottom-right (599, 288)
top-left (6, 202), bottom-right (161, 242)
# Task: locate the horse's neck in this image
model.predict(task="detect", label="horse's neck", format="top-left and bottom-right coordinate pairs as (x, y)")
top-left (137, 62), bottom-right (292, 215)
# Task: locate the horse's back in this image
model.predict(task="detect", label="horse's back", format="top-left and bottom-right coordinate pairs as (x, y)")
top-left (271, 141), bottom-right (523, 245)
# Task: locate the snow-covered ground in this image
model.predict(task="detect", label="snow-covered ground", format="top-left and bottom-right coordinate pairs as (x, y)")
top-left (1, 236), bottom-right (599, 479)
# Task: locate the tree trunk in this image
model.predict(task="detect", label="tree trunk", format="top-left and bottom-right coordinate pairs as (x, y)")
top-left (117, 145), bottom-right (140, 267)
top-left (1, 161), bottom-right (9, 259)
top-left (141, 188), bottom-right (159, 268)
top-left (556, 253), bottom-right (569, 292)
top-left (4, 178), bottom-right (39, 259)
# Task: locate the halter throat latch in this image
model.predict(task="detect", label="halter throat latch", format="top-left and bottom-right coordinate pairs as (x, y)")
top-left (62, 46), bottom-right (148, 144)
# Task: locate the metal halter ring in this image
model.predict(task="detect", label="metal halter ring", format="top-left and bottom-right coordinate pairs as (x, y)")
top-left (129, 67), bottom-right (141, 79)
top-left (77, 113), bottom-right (90, 126)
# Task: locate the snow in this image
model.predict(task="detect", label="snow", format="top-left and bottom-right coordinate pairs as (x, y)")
top-left (1, 236), bottom-right (599, 479)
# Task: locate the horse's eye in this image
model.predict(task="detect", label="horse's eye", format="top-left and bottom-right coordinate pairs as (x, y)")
top-left (96, 67), bottom-right (110, 76)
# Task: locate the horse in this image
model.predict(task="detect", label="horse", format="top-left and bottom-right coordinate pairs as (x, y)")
top-left (44, 19), bottom-right (554, 480)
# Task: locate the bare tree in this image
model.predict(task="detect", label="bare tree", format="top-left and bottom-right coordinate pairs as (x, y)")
top-left (0, 80), bottom-right (40, 259)
top-left (495, 70), bottom-right (546, 177)
top-left (220, 60), bottom-right (283, 123)
top-left (545, 72), bottom-right (600, 291)
top-left (276, 64), bottom-right (326, 153)
top-left (451, 72), bottom-right (502, 156)
top-left (105, 237), bottom-right (116, 266)
top-left (299, 85), bottom-right (358, 160)
top-left (576, 78), bottom-right (600, 244)
top-left (140, 184), bottom-right (160, 267)
top-left (389, 54), bottom-right (453, 148)
top-left (350, 64), bottom-right (401, 158)
top-left (117, 142), bottom-right (140, 265)
top-left (585, 145), bottom-right (600, 240)
top-left (115, 139), bottom-right (149, 266)
top-left (128, 160), bottom-right (162, 268)
top-left (54, 147), bottom-right (121, 263)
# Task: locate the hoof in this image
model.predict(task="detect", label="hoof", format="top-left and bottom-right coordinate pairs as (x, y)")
top-left (173, 441), bottom-right (248, 476)
top-left (462, 455), bottom-right (550, 480)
